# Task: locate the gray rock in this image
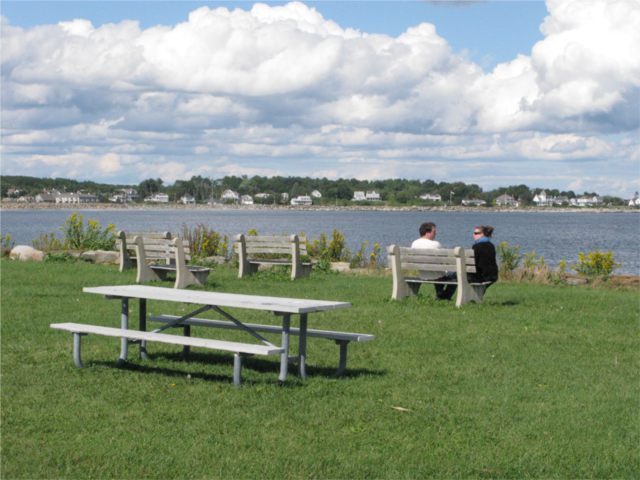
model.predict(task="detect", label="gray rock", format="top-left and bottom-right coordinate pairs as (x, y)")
top-left (565, 275), bottom-right (588, 285)
top-left (81, 250), bottom-right (120, 263)
top-left (10, 245), bottom-right (45, 261)
top-left (331, 262), bottom-right (351, 272)
top-left (202, 256), bottom-right (227, 265)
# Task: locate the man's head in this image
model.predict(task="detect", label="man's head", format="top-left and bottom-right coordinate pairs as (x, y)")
top-left (419, 222), bottom-right (436, 239)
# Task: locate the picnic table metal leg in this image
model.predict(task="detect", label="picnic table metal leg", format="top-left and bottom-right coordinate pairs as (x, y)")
top-left (139, 298), bottom-right (149, 360)
top-left (233, 353), bottom-right (243, 387)
top-left (334, 340), bottom-right (350, 378)
top-left (181, 325), bottom-right (191, 358)
top-left (278, 314), bottom-right (291, 383)
top-left (73, 332), bottom-right (86, 368)
top-left (298, 313), bottom-right (308, 380)
top-left (116, 298), bottom-right (129, 366)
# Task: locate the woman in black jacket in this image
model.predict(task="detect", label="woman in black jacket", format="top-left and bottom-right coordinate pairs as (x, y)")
top-left (470, 226), bottom-right (499, 287)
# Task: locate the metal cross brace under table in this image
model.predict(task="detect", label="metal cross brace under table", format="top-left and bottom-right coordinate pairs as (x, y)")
top-left (83, 285), bottom-right (351, 382)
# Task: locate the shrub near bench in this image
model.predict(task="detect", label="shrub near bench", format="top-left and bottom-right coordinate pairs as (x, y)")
top-left (235, 234), bottom-right (316, 280)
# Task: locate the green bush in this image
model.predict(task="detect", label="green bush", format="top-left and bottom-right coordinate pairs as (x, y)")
top-left (60, 213), bottom-right (116, 250)
top-left (497, 242), bottom-right (522, 278)
top-left (325, 229), bottom-right (351, 262)
top-left (572, 249), bottom-right (621, 280)
top-left (181, 223), bottom-right (227, 260)
top-left (31, 233), bottom-right (66, 252)
top-left (1, 234), bottom-right (14, 255)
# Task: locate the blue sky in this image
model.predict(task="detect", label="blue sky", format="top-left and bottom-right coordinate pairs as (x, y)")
top-left (1, 1), bottom-right (638, 197)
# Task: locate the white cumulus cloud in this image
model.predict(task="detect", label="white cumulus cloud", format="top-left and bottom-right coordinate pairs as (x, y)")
top-left (1, 1), bottom-right (638, 195)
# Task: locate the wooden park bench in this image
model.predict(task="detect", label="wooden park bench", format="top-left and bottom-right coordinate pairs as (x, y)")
top-left (132, 236), bottom-right (211, 289)
top-left (235, 234), bottom-right (316, 280)
top-left (147, 314), bottom-right (375, 378)
top-left (387, 245), bottom-right (493, 307)
top-left (116, 231), bottom-right (173, 272)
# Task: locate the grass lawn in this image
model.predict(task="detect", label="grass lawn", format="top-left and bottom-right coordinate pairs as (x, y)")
top-left (1, 259), bottom-right (638, 479)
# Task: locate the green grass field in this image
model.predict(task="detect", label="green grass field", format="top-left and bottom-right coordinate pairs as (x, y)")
top-left (2, 260), bottom-right (638, 479)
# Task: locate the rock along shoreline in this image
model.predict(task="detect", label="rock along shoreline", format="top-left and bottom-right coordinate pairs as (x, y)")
top-left (1, 202), bottom-right (638, 213)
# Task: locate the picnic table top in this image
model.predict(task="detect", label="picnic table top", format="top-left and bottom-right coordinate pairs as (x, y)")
top-left (83, 285), bottom-right (350, 314)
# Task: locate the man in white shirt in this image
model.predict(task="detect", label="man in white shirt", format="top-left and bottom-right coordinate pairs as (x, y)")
top-left (411, 222), bottom-right (457, 300)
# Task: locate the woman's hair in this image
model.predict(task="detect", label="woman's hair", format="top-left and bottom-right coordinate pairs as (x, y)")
top-left (476, 226), bottom-right (494, 238)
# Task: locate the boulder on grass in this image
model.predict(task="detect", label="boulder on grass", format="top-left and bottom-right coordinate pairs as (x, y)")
top-left (10, 245), bottom-right (45, 262)
top-left (80, 250), bottom-right (119, 263)
top-left (331, 262), bottom-right (351, 272)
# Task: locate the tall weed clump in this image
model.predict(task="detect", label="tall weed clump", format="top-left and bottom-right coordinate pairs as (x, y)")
top-left (60, 213), bottom-right (116, 250)
top-left (181, 223), bottom-right (228, 260)
top-left (2, 234), bottom-right (14, 248)
top-left (31, 233), bottom-right (66, 252)
top-left (572, 249), bottom-right (621, 281)
top-left (496, 242), bottom-right (522, 279)
top-left (0, 233), bottom-right (13, 257)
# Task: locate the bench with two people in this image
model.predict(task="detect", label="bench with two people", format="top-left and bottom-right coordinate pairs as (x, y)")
top-left (388, 223), bottom-right (499, 307)
top-left (116, 231), bottom-right (211, 289)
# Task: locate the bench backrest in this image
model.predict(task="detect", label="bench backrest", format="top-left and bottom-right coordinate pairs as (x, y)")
top-left (394, 246), bottom-right (476, 274)
top-left (235, 235), bottom-right (309, 257)
top-left (117, 231), bottom-right (191, 260)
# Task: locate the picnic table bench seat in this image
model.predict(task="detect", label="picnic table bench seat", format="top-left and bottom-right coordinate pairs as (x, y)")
top-left (148, 314), bottom-right (375, 377)
top-left (387, 245), bottom-right (493, 307)
top-left (235, 234), bottom-right (316, 280)
top-left (50, 322), bottom-right (284, 387)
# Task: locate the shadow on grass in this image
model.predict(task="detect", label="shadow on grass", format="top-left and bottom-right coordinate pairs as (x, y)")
top-left (83, 349), bottom-right (384, 386)
top-left (150, 352), bottom-right (386, 378)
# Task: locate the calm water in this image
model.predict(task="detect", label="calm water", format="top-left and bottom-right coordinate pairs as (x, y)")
top-left (1, 209), bottom-right (638, 275)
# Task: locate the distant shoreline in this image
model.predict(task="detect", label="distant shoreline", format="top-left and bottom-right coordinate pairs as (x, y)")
top-left (1, 202), bottom-right (637, 213)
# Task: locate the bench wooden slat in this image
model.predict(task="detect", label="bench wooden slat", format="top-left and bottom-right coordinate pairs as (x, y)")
top-left (245, 236), bottom-right (308, 243)
top-left (51, 323), bottom-right (284, 356)
top-left (249, 259), bottom-right (314, 266)
top-left (245, 241), bottom-right (303, 248)
top-left (404, 276), bottom-right (488, 285)
top-left (118, 238), bottom-right (190, 246)
top-left (400, 256), bottom-right (475, 266)
top-left (398, 247), bottom-right (474, 257)
top-left (140, 244), bottom-right (188, 252)
top-left (148, 316), bottom-right (375, 343)
top-left (402, 264), bottom-right (477, 273)
top-left (400, 255), bottom-right (457, 265)
top-left (400, 263), bottom-right (458, 272)
top-left (150, 264), bottom-right (208, 272)
top-left (245, 247), bottom-right (295, 254)
top-left (121, 232), bottom-right (173, 239)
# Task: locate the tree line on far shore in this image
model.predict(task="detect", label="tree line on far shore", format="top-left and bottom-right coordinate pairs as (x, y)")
top-left (1, 174), bottom-right (628, 206)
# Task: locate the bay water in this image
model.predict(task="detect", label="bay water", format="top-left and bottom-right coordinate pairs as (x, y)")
top-left (1, 209), bottom-right (638, 275)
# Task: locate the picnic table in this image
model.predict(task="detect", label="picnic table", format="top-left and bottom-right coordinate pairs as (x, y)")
top-left (52, 285), bottom-right (355, 386)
